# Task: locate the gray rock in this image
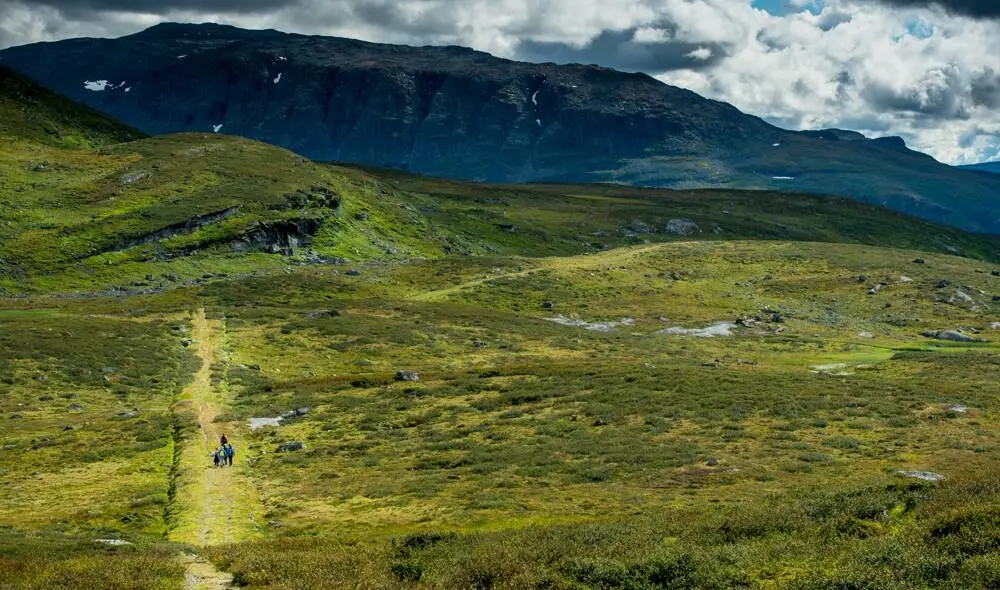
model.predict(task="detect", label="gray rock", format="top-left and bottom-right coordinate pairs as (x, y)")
top-left (63, 425), bottom-right (80, 431)
top-left (472, 340), bottom-right (488, 348)
top-left (626, 220), bottom-right (654, 234)
top-left (67, 404), bottom-right (84, 411)
top-left (542, 300), bottom-right (554, 310)
top-left (181, 338), bottom-right (193, 347)
top-left (276, 441), bottom-right (305, 453)
top-left (395, 370), bottom-right (420, 382)
top-left (913, 258), bottom-right (925, 264)
top-left (10, 414), bottom-right (22, 419)
top-left (921, 330), bottom-right (980, 343)
top-left (117, 411), bottom-right (139, 419)
top-left (345, 269), bottom-right (362, 276)
top-left (665, 218), bottom-right (699, 236)
top-left (295, 407), bottom-right (310, 416)
top-left (897, 470), bottom-right (944, 481)
top-left (305, 310), bottom-right (341, 319)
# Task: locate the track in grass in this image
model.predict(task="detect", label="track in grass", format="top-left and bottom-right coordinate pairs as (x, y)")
top-left (168, 309), bottom-right (263, 583)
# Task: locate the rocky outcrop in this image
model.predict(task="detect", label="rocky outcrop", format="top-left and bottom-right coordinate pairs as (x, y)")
top-left (230, 218), bottom-right (322, 255)
top-left (114, 206), bottom-right (240, 252)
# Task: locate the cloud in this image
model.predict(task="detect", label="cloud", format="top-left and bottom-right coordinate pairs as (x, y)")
top-left (518, 27), bottom-right (728, 72)
top-left (0, 0), bottom-right (997, 164)
top-left (872, 0), bottom-right (1000, 18)
top-left (21, 0), bottom-right (296, 17)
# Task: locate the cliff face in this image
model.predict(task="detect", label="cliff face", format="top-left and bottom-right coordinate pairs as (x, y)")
top-left (4, 23), bottom-right (1000, 233)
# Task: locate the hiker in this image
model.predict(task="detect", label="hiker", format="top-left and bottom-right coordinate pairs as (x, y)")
top-left (212, 447), bottom-right (221, 467)
top-left (225, 443), bottom-right (235, 466)
top-left (220, 433), bottom-right (228, 446)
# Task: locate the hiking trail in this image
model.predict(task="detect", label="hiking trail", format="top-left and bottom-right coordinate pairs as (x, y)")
top-left (169, 309), bottom-right (263, 586)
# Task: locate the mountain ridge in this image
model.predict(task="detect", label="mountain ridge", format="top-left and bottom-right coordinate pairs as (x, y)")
top-left (960, 161), bottom-right (1000, 174)
top-left (2, 22), bottom-right (1000, 233)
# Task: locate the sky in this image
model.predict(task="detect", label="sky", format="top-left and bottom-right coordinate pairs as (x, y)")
top-left (0, 0), bottom-right (998, 164)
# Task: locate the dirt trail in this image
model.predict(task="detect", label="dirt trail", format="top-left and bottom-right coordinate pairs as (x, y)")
top-left (169, 309), bottom-right (263, 585)
top-left (407, 244), bottom-right (668, 302)
top-left (181, 553), bottom-right (235, 590)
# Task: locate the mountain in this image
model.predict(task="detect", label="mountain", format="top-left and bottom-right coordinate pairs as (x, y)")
top-left (3, 23), bottom-right (1000, 233)
top-left (960, 161), bottom-right (1000, 174)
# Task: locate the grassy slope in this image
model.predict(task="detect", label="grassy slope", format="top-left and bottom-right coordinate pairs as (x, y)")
top-left (3, 152), bottom-right (999, 296)
top-left (3, 78), bottom-right (1000, 588)
top-left (184, 241), bottom-right (999, 589)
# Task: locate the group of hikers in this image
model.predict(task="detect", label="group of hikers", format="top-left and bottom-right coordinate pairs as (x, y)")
top-left (212, 433), bottom-right (235, 467)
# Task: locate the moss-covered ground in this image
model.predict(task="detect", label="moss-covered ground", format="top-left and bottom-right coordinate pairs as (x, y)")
top-left (3, 69), bottom-right (1000, 588)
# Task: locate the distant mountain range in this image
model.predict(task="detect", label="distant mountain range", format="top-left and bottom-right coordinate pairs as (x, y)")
top-left (3, 22), bottom-right (1000, 233)
top-left (960, 162), bottom-right (1000, 174)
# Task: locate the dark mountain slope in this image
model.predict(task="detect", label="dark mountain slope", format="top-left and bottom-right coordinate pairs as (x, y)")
top-left (960, 162), bottom-right (1000, 174)
top-left (3, 23), bottom-right (1000, 232)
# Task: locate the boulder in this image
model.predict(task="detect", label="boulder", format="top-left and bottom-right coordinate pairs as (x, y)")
top-left (912, 258), bottom-right (925, 264)
top-left (305, 310), bottom-right (341, 319)
top-left (295, 407), bottom-right (310, 416)
top-left (898, 470), bottom-right (944, 481)
top-left (921, 330), bottom-right (981, 343)
top-left (67, 403), bottom-right (84, 411)
top-left (542, 300), bottom-right (554, 310)
top-left (665, 218), bottom-right (699, 236)
top-left (345, 269), bottom-right (362, 276)
top-left (626, 220), bottom-right (654, 234)
top-left (276, 441), bottom-right (305, 453)
top-left (395, 370), bottom-right (420, 382)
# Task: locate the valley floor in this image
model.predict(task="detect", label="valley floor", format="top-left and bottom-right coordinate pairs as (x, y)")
top-left (2, 240), bottom-right (1000, 589)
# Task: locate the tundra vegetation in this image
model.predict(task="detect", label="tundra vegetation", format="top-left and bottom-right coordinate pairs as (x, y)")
top-left (2, 66), bottom-right (1000, 589)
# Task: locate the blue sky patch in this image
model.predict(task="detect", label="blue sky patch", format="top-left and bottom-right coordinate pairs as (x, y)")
top-left (753, 0), bottom-right (825, 16)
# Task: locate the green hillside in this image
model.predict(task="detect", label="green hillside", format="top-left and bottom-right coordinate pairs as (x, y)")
top-left (0, 65), bottom-right (143, 148)
top-left (2, 73), bottom-right (1000, 589)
